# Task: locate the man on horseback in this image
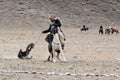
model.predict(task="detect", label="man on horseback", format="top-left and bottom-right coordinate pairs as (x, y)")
top-left (42, 15), bottom-right (66, 49)
top-left (42, 16), bottom-right (66, 62)
top-left (42, 16), bottom-right (64, 34)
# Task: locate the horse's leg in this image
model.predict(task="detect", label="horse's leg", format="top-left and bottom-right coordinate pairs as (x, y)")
top-left (105, 29), bottom-right (107, 34)
top-left (115, 30), bottom-right (118, 34)
top-left (56, 53), bottom-right (61, 61)
top-left (52, 51), bottom-right (56, 62)
top-left (111, 30), bottom-right (114, 34)
top-left (108, 31), bottom-right (109, 34)
top-left (61, 43), bottom-right (65, 50)
top-left (101, 30), bottom-right (103, 34)
top-left (117, 30), bottom-right (119, 33)
top-left (44, 44), bottom-right (53, 62)
top-left (47, 54), bottom-right (51, 61)
top-left (59, 46), bottom-right (67, 62)
top-left (58, 33), bottom-right (65, 50)
top-left (51, 46), bottom-right (56, 62)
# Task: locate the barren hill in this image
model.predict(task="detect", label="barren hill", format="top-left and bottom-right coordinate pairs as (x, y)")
top-left (0, 0), bottom-right (120, 30)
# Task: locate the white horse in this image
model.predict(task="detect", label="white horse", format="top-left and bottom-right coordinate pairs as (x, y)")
top-left (46, 27), bottom-right (66, 62)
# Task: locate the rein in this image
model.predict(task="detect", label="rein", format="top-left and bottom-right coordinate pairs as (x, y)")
top-left (34, 35), bottom-right (41, 45)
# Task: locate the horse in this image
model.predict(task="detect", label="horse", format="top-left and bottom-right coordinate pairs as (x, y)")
top-left (18, 43), bottom-right (34, 59)
top-left (45, 27), bottom-right (67, 62)
top-left (99, 25), bottom-right (104, 34)
top-left (105, 28), bottom-right (119, 35)
top-left (81, 28), bottom-right (89, 31)
top-left (111, 28), bottom-right (119, 34)
top-left (105, 28), bottom-right (111, 35)
top-left (81, 25), bottom-right (89, 31)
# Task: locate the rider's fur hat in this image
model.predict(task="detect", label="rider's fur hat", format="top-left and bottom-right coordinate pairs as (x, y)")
top-left (50, 15), bottom-right (57, 20)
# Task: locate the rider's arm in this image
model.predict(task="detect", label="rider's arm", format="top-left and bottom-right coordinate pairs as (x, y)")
top-left (42, 26), bottom-right (51, 33)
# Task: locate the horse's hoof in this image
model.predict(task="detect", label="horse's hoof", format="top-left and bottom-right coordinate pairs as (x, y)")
top-left (43, 60), bottom-right (52, 63)
top-left (52, 59), bottom-right (56, 63)
top-left (43, 60), bottom-right (48, 63)
top-left (61, 60), bottom-right (67, 63)
top-left (61, 61), bottom-right (67, 63)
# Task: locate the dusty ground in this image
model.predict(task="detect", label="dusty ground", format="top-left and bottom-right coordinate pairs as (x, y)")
top-left (0, 28), bottom-right (120, 80)
top-left (1, 0), bottom-right (120, 80)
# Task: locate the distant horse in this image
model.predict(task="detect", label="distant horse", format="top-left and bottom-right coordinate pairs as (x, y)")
top-left (45, 27), bottom-right (67, 62)
top-left (81, 25), bottom-right (89, 31)
top-left (105, 28), bottom-right (111, 35)
top-left (105, 28), bottom-right (119, 35)
top-left (18, 43), bottom-right (34, 59)
top-left (111, 28), bottom-right (119, 34)
top-left (99, 25), bottom-right (104, 34)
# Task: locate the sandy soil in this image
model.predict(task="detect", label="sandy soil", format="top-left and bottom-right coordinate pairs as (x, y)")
top-left (0, 28), bottom-right (120, 80)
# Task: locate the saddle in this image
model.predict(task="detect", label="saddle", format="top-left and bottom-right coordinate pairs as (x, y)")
top-left (45, 34), bottom-right (53, 43)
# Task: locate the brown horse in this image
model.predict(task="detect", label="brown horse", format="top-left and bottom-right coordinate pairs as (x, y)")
top-left (105, 28), bottom-right (111, 35)
top-left (111, 28), bottom-right (119, 34)
top-left (105, 28), bottom-right (119, 35)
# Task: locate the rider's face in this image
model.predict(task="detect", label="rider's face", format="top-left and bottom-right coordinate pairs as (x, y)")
top-left (50, 18), bottom-right (55, 22)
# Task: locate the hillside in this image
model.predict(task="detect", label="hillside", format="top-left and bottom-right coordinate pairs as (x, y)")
top-left (0, 0), bottom-right (120, 30)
